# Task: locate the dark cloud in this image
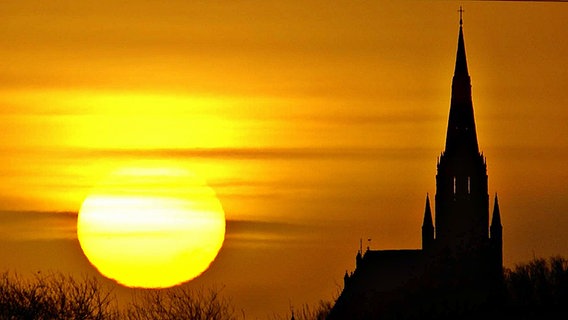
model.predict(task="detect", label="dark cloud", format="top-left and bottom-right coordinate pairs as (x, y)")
top-left (0, 210), bottom-right (318, 244)
top-left (0, 211), bottom-right (77, 240)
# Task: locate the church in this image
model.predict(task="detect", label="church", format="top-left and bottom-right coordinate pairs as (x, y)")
top-left (328, 15), bottom-right (504, 320)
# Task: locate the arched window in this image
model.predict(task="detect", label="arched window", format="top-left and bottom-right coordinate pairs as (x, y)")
top-left (453, 176), bottom-right (456, 195)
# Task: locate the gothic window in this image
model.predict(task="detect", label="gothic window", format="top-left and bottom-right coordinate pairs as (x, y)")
top-left (453, 176), bottom-right (456, 195)
top-left (468, 176), bottom-right (471, 194)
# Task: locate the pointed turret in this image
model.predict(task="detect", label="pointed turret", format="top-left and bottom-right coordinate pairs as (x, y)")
top-left (422, 194), bottom-right (434, 250)
top-left (490, 194), bottom-right (503, 273)
top-left (444, 17), bottom-right (479, 156)
top-left (491, 194), bottom-right (502, 230)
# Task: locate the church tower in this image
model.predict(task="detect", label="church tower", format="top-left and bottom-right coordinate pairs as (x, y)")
top-left (328, 13), bottom-right (505, 319)
top-left (434, 13), bottom-right (490, 258)
top-left (428, 11), bottom-right (503, 303)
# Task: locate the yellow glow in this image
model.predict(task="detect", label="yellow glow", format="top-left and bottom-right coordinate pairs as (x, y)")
top-left (77, 162), bottom-right (225, 288)
top-left (0, 89), bottom-right (245, 150)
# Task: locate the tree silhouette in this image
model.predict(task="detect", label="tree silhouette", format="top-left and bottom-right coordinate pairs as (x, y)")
top-left (0, 272), bottom-right (118, 319)
top-left (503, 256), bottom-right (568, 318)
top-left (272, 300), bottom-right (332, 320)
top-left (124, 286), bottom-right (242, 320)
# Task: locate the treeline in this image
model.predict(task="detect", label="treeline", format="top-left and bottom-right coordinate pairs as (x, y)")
top-left (502, 255), bottom-right (568, 318)
top-left (0, 272), bottom-right (240, 320)
top-left (0, 271), bottom-right (331, 320)
top-left (1, 256), bottom-right (567, 319)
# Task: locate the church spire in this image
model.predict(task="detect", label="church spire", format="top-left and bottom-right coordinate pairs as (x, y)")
top-left (454, 16), bottom-right (469, 77)
top-left (436, 11), bottom-right (489, 250)
top-left (444, 12), bottom-right (479, 155)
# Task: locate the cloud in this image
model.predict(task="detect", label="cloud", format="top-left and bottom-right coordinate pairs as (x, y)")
top-left (0, 211), bottom-right (77, 241)
top-left (0, 210), bottom-right (319, 246)
top-left (224, 219), bottom-right (326, 249)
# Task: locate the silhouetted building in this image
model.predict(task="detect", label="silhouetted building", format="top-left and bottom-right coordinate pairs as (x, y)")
top-left (328, 17), bottom-right (504, 320)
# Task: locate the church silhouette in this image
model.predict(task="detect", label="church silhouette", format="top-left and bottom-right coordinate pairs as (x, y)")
top-left (328, 15), bottom-right (504, 320)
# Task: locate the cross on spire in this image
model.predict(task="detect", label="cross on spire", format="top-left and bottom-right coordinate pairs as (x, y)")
top-left (458, 6), bottom-right (464, 26)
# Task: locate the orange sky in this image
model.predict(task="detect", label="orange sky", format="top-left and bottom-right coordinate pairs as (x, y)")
top-left (1, 1), bottom-right (568, 318)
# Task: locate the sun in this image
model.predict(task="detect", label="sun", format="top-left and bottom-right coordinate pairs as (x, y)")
top-left (77, 162), bottom-right (226, 288)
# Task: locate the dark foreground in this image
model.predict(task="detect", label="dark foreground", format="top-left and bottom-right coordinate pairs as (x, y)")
top-left (1, 256), bottom-right (568, 320)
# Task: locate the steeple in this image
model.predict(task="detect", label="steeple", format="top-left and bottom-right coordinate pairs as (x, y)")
top-left (422, 194), bottom-right (434, 250)
top-left (444, 13), bottom-right (479, 156)
top-left (435, 13), bottom-right (489, 250)
top-left (454, 19), bottom-right (469, 77)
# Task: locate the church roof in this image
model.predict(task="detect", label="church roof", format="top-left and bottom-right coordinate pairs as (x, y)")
top-left (364, 249), bottom-right (422, 259)
top-left (354, 249), bottom-right (424, 293)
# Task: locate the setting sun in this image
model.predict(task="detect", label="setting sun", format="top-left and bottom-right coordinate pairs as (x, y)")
top-left (77, 163), bottom-right (225, 288)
